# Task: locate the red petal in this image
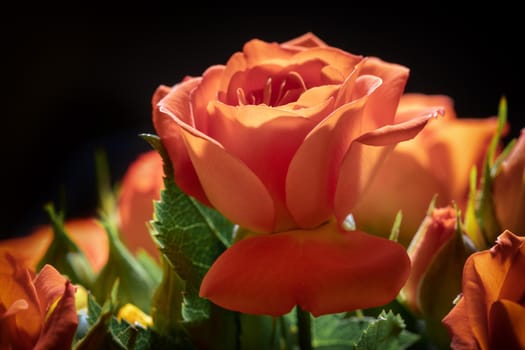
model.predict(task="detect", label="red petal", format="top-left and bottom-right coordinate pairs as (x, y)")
top-left (200, 221), bottom-right (410, 316)
top-left (35, 280), bottom-right (78, 350)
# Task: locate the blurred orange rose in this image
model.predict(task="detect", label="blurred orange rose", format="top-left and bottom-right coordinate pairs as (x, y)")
top-left (0, 218), bottom-right (108, 273)
top-left (442, 230), bottom-right (525, 350)
top-left (0, 254), bottom-right (78, 350)
top-left (153, 32), bottom-right (442, 316)
top-left (117, 150), bottom-right (164, 260)
top-left (493, 128), bottom-right (525, 234)
top-left (353, 94), bottom-right (500, 246)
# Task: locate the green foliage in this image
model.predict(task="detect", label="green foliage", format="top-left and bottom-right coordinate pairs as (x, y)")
top-left (38, 203), bottom-right (95, 288)
top-left (143, 134), bottom-right (234, 322)
top-left (310, 310), bottom-right (419, 349)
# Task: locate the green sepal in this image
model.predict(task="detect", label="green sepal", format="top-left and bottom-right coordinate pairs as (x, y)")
top-left (91, 216), bottom-right (158, 314)
top-left (474, 97), bottom-right (507, 244)
top-left (37, 202), bottom-right (95, 288)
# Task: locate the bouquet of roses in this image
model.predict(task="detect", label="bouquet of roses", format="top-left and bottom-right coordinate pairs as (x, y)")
top-left (1, 32), bottom-right (523, 350)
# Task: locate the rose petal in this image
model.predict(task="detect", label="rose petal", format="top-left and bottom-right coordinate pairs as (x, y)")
top-left (33, 264), bottom-right (68, 316)
top-left (352, 151), bottom-right (444, 246)
top-left (191, 65), bottom-right (225, 132)
top-left (200, 222), bottom-right (410, 317)
top-left (118, 151), bottom-right (163, 261)
top-left (154, 107), bottom-right (211, 206)
top-left (0, 254), bottom-right (41, 341)
top-left (489, 299), bottom-right (525, 349)
top-left (282, 32), bottom-right (328, 48)
top-left (35, 280), bottom-right (78, 350)
top-left (63, 219), bottom-right (109, 272)
top-left (334, 112), bottom-right (438, 224)
top-left (0, 228), bottom-right (52, 271)
top-left (442, 297), bottom-right (480, 350)
top-left (180, 128), bottom-right (275, 233)
top-left (396, 93), bottom-right (457, 122)
top-left (359, 57), bottom-right (410, 127)
top-left (286, 77), bottom-right (383, 228)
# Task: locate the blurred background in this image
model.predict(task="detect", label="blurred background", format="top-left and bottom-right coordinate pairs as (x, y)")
top-left (3, 14), bottom-right (523, 238)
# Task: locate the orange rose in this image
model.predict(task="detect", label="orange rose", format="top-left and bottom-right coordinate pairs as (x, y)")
top-left (0, 254), bottom-right (78, 350)
top-left (1, 218), bottom-right (108, 273)
top-left (353, 94), bottom-right (500, 246)
top-left (117, 150), bottom-right (164, 260)
top-left (153, 32), bottom-right (442, 316)
top-left (442, 230), bottom-right (525, 350)
top-left (493, 128), bottom-right (525, 234)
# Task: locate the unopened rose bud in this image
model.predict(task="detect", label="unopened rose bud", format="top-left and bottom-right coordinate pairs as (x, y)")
top-left (399, 203), bottom-right (476, 347)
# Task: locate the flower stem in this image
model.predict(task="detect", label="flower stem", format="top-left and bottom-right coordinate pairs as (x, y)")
top-left (296, 306), bottom-right (312, 350)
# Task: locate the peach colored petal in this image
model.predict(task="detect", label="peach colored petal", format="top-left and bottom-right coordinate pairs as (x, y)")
top-left (352, 151), bottom-right (444, 246)
top-left (359, 57), bottom-right (410, 128)
top-left (442, 297), bottom-right (480, 350)
top-left (420, 116), bottom-right (499, 205)
top-left (218, 51), bottom-right (248, 96)
top-left (334, 112), bottom-right (437, 225)
top-left (154, 107), bottom-right (211, 206)
top-left (286, 97), bottom-right (370, 228)
top-left (204, 105), bottom-right (317, 231)
top-left (180, 128), bottom-right (275, 233)
top-left (151, 84), bottom-right (172, 107)
top-left (281, 32), bottom-right (328, 48)
top-left (191, 65), bottom-right (224, 133)
top-left (396, 93), bottom-right (457, 122)
top-left (157, 77), bottom-right (201, 127)
top-left (280, 94), bottom-right (336, 124)
top-left (489, 299), bottom-right (525, 349)
top-left (242, 38), bottom-right (298, 66)
top-left (118, 150), bottom-right (163, 261)
top-left (291, 47), bottom-right (362, 79)
top-left (64, 218), bottom-right (109, 273)
top-left (34, 280), bottom-right (78, 350)
top-left (200, 222), bottom-right (409, 317)
top-left (0, 227), bottom-right (52, 271)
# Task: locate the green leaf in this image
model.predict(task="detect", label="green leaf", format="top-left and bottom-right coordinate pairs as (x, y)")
top-left (354, 310), bottom-right (419, 350)
top-left (312, 312), bottom-right (373, 349)
top-left (38, 203), bottom-right (95, 288)
top-left (144, 134), bottom-right (234, 322)
top-left (92, 218), bottom-right (158, 314)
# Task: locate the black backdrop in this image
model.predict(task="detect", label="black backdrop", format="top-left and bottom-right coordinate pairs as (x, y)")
top-left (3, 14), bottom-right (523, 238)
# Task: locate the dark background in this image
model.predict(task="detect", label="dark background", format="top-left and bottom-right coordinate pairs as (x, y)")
top-left (3, 14), bottom-right (523, 238)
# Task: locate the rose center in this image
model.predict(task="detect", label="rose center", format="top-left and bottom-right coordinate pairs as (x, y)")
top-left (236, 71), bottom-right (307, 107)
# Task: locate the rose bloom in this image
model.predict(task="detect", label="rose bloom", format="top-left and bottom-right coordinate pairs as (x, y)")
top-left (0, 218), bottom-right (108, 273)
top-left (152, 32), bottom-right (442, 316)
top-left (0, 254), bottom-right (78, 350)
top-left (493, 128), bottom-right (525, 235)
top-left (442, 230), bottom-right (525, 350)
top-left (353, 94), bottom-right (500, 246)
top-left (117, 150), bottom-right (164, 261)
